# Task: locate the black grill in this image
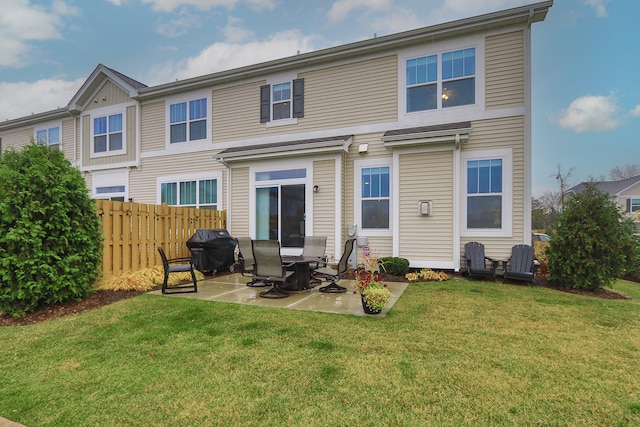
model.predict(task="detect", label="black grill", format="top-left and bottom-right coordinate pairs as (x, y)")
top-left (186, 229), bottom-right (237, 273)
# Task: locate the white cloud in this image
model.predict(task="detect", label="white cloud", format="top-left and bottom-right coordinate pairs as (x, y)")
top-left (222, 16), bottom-right (254, 42)
top-left (584, 0), bottom-right (608, 17)
top-left (142, 0), bottom-right (237, 12)
top-left (327, 0), bottom-right (393, 23)
top-left (443, 0), bottom-right (531, 15)
top-left (155, 8), bottom-right (203, 38)
top-left (0, 0), bottom-right (78, 68)
top-left (554, 95), bottom-right (623, 133)
top-left (146, 29), bottom-right (316, 84)
top-left (368, 7), bottom-right (424, 35)
top-left (630, 105), bottom-right (640, 118)
top-left (0, 78), bottom-right (84, 122)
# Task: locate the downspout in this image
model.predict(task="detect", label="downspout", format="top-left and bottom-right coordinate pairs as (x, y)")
top-left (453, 133), bottom-right (461, 272)
top-left (217, 156), bottom-right (232, 234)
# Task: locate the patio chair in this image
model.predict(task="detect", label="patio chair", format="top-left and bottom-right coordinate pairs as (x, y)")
top-left (502, 244), bottom-right (538, 284)
top-left (464, 241), bottom-right (498, 281)
top-left (157, 247), bottom-right (198, 294)
top-left (237, 237), bottom-right (265, 287)
top-left (252, 239), bottom-right (295, 299)
top-left (316, 238), bottom-right (356, 293)
top-left (302, 236), bottom-right (327, 284)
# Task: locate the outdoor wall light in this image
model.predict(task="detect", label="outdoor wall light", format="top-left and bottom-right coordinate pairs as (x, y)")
top-left (313, 185), bottom-right (319, 193)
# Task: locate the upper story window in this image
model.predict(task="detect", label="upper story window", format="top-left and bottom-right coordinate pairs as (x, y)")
top-left (406, 48), bottom-right (476, 113)
top-left (629, 199), bottom-right (640, 212)
top-left (260, 78), bottom-right (304, 124)
top-left (170, 98), bottom-right (207, 143)
top-left (94, 113), bottom-right (123, 153)
top-left (35, 125), bottom-right (60, 151)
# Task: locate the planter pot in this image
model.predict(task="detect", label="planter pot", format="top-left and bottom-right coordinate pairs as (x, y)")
top-left (361, 295), bottom-right (382, 315)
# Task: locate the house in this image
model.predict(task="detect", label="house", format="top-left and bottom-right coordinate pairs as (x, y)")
top-left (0, 1), bottom-right (553, 271)
top-left (567, 175), bottom-right (640, 226)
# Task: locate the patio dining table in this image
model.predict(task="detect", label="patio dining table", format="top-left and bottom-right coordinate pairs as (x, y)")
top-left (280, 255), bottom-right (317, 291)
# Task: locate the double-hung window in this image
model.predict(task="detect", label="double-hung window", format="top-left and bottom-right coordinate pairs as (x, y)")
top-left (35, 125), bottom-right (60, 150)
top-left (629, 199), bottom-right (640, 212)
top-left (94, 113), bottom-right (123, 153)
top-left (466, 159), bottom-right (502, 229)
top-left (360, 166), bottom-right (391, 231)
top-left (160, 177), bottom-right (219, 209)
top-left (169, 98), bottom-right (207, 143)
top-left (463, 149), bottom-right (512, 236)
top-left (260, 78), bottom-right (304, 123)
top-left (406, 47), bottom-right (476, 112)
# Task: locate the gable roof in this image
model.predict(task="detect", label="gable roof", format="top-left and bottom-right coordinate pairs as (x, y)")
top-left (67, 64), bottom-right (148, 114)
top-left (568, 175), bottom-right (640, 197)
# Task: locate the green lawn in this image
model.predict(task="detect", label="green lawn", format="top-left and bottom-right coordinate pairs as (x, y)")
top-left (1, 278), bottom-right (639, 426)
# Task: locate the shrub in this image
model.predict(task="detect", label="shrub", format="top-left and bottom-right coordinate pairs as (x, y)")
top-left (533, 242), bottom-right (549, 278)
top-left (98, 266), bottom-right (205, 292)
top-left (0, 143), bottom-right (103, 317)
top-left (379, 257), bottom-right (410, 276)
top-left (405, 268), bottom-right (450, 282)
top-left (547, 184), bottom-right (635, 291)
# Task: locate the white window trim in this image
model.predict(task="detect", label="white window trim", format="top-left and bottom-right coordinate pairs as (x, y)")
top-left (247, 160), bottom-right (313, 254)
top-left (34, 120), bottom-right (62, 149)
top-left (398, 35), bottom-right (485, 121)
top-left (164, 90), bottom-right (211, 147)
top-left (461, 148), bottom-right (512, 238)
top-left (265, 73), bottom-right (298, 128)
top-left (156, 171), bottom-right (222, 209)
top-left (92, 169), bottom-right (129, 201)
top-left (89, 104), bottom-right (128, 158)
top-left (354, 157), bottom-right (393, 238)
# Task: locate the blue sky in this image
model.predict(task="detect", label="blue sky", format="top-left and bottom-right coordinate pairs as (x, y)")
top-left (0, 0), bottom-right (637, 196)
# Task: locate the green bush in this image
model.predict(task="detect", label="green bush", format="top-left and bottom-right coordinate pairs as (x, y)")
top-left (0, 143), bottom-right (103, 317)
top-left (379, 257), bottom-right (410, 276)
top-left (547, 184), bottom-right (635, 291)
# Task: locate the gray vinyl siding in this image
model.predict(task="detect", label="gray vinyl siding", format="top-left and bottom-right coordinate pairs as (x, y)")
top-left (212, 55), bottom-right (398, 143)
top-left (229, 167), bottom-right (250, 237)
top-left (312, 159), bottom-right (337, 260)
top-left (398, 149), bottom-right (454, 262)
top-left (461, 116), bottom-right (526, 260)
top-left (82, 105), bottom-right (137, 167)
top-left (140, 100), bottom-right (165, 152)
top-left (84, 80), bottom-right (132, 111)
top-left (485, 30), bottom-right (524, 109)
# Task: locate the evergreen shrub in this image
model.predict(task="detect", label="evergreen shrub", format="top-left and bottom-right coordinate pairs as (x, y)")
top-left (0, 143), bottom-right (103, 317)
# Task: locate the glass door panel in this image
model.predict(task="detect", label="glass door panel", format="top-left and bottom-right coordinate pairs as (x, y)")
top-left (256, 187), bottom-right (278, 240)
top-left (255, 184), bottom-right (305, 248)
top-left (281, 184), bottom-right (305, 248)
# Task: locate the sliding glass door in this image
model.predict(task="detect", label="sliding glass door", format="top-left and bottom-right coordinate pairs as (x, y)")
top-left (255, 168), bottom-right (306, 248)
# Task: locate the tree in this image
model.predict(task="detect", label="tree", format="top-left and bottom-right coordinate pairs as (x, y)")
top-left (547, 184), bottom-right (635, 291)
top-left (553, 164), bottom-right (574, 211)
top-left (0, 142), bottom-right (103, 317)
top-left (532, 190), bottom-right (560, 231)
top-left (609, 164), bottom-right (639, 181)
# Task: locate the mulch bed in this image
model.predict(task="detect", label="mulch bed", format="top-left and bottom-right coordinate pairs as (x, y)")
top-left (1, 271), bottom-right (633, 326)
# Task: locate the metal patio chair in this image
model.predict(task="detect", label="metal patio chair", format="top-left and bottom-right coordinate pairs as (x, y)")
top-left (252, 239), bottom-right (295, 299)
top-left (237, 237), bottom-right (265, 287)
top-left (316, 238), bottom-right (356, 293)
top-left (302, 236), bottom-right (327, 284)
top-left (157, 247), bottom-right (198, 294)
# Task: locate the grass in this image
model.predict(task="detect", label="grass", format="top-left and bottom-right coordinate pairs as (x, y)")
top-left (1, 277), bottom-right (640, 426)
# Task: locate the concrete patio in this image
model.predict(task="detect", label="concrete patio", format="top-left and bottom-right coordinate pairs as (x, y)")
top-left (148, 273), bottom-right (408, 317)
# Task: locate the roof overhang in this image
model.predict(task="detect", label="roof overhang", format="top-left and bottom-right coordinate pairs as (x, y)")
top-left (216, 135), bottom-right (353, 164)
top-left (382, 122), bottom-right (472, 149)
top-left (0, 107), bottom-right (71, 131)
top-left (137, 1), bottom-right (553, 100)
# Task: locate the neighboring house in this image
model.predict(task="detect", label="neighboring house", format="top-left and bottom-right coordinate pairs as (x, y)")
top-left (567, 175), bottom-right (640, 229)
top-left (0, 1), bottom-right (553, 270)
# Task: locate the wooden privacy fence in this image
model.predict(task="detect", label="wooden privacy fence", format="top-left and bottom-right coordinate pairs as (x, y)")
top-left (96, 200), bottom-right (227, 278)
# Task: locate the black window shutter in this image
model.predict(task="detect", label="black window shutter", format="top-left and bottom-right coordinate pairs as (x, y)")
top-left (292, 78), bottom-right (304, 118)
top-left (260, 84), bottom-right (270, 123)
top-left (627, 199), bottom-right (632, 212)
